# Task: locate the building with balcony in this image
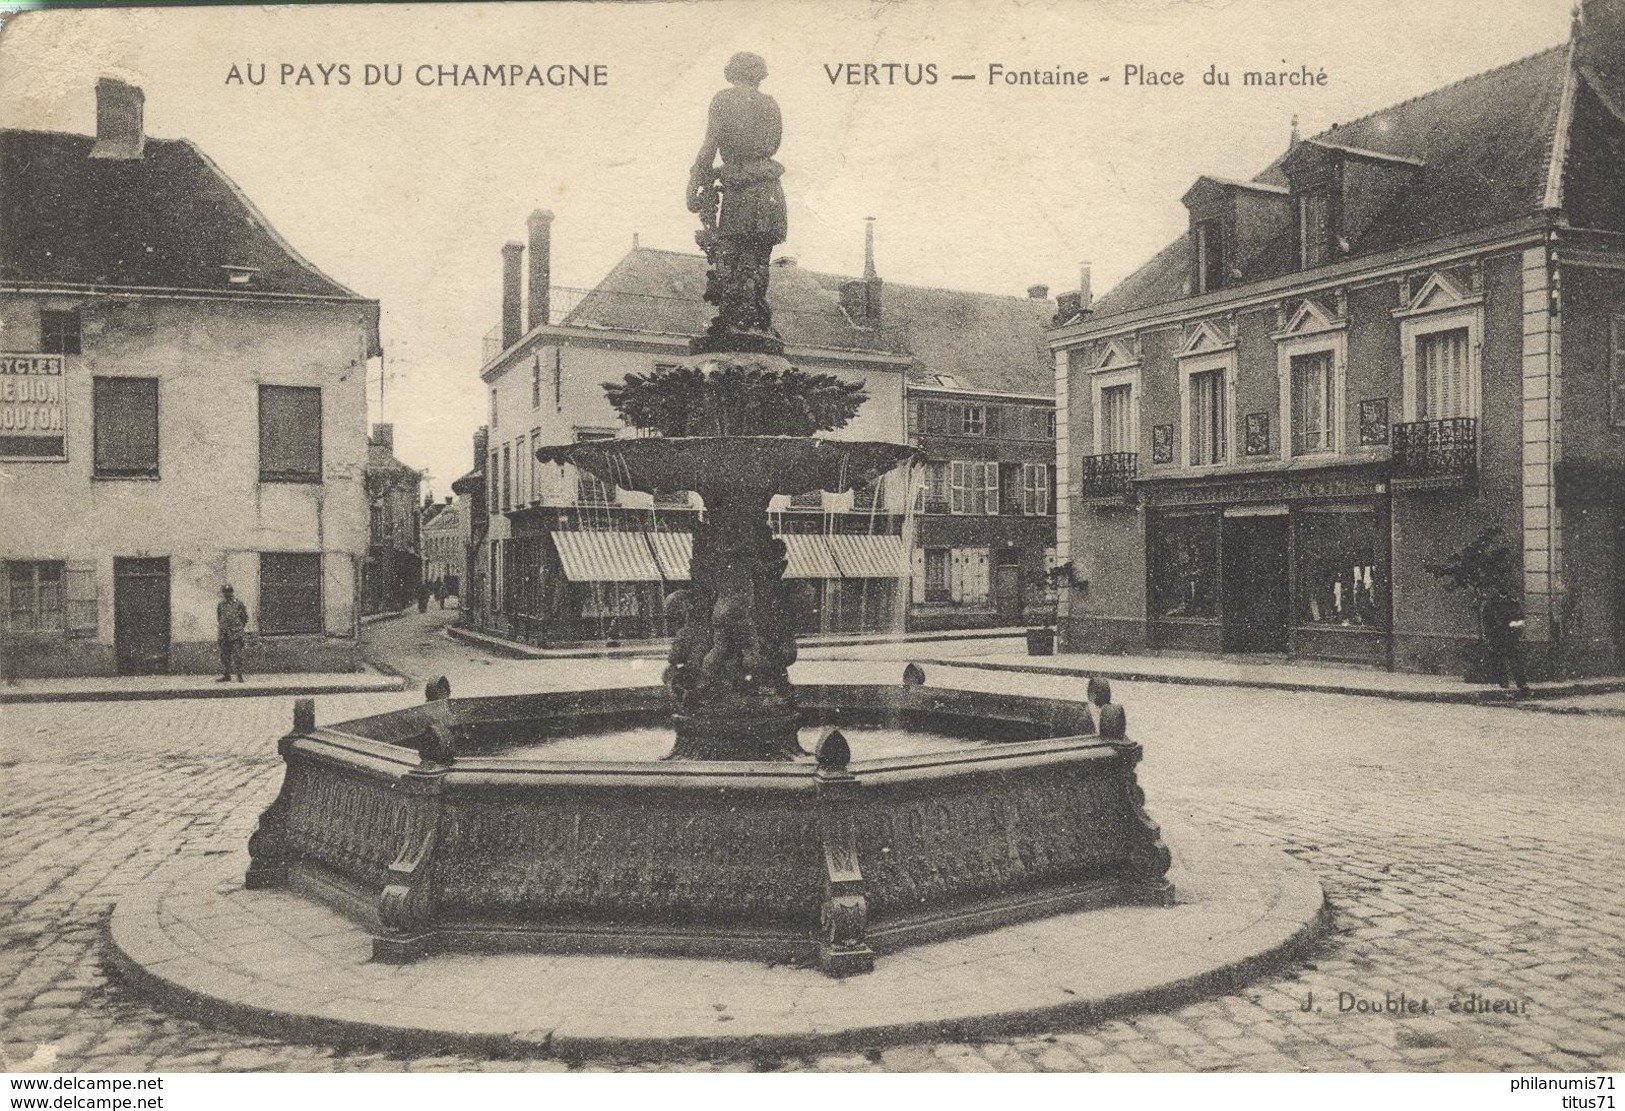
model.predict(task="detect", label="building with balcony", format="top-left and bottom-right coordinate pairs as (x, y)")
top-left (1051, 7), bottom-right (1625, 677)
top-left (468, 214), bottom-right (1054, 646)
top-left (0, 78), bottom-right (380, 677)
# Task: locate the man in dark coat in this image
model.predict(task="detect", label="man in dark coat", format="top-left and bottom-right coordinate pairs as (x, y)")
top-left (1480, 586), bottom-right (1529, 693)
top-left (217, 584), bottom-right (249, 682)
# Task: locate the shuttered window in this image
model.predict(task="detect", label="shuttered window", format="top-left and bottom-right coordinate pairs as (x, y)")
top-left (1290, 351), bottom-right (1335, 454)
top-left (258, 386), bottom-right (322, 482)
top-left (1418, 327), bottom-right (1471, 420)
top-left (1189, 369), bottom-right (1227, 465)
top-left (1021, 463), bottom-right (1050, 515)
top-left (949, 461), bottom-right (999, 515)
top-left (259, 552), bottom-right (322, 634)
top-left (93, 377), bottom-right (159, 477)
top-left (7, 561), bottom-right (65, 633)
top-left (1100, 383), bottom-right (1133, 454)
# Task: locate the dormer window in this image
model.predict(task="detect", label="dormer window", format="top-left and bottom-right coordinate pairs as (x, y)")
top-left (1194, 220), bottom-right (1225, 294)
top-left (1298, 187), bottom-right (1335, 269)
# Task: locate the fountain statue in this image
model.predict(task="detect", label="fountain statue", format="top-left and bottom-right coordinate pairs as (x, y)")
top-left (242, 54), bottom-right (1172, 976)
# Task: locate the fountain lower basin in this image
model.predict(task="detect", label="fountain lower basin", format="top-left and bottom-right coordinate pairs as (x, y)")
top-left (245, 681), bottom-right (1174, 975)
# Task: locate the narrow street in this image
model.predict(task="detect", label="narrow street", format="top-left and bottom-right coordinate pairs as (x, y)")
top-left (1, 608), bottom-right (1621, 1072)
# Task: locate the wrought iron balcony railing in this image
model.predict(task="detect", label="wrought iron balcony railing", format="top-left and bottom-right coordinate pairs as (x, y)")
top-left (1392, 418), bottom-right (1477, 487)
top-left (1080, 452), bottom-right (1138, 499)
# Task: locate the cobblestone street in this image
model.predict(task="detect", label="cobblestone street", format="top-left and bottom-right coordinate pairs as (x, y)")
top-left (3, 608), bottom-right (1622, 1073)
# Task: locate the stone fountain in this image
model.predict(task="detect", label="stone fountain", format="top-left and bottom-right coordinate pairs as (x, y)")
top-left (243, 53), bottom-right (1172, 976)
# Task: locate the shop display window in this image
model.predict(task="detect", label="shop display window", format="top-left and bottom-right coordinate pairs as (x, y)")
top-left (1296, 511), bottom-right (1383, 628)
top-left (1150, 513), bottom-right (1218, 618)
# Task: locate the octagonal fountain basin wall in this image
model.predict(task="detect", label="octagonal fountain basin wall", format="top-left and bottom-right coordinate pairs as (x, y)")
top-left (245, 683), bottom-right (1173, 976)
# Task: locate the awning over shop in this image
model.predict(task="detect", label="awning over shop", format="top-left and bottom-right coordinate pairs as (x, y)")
top-left (550, 530), bottom-right (663, 583)
top-left (781, 534), bottom-right (842, 579)
top-left (825, 534), bottom-right (909, 578)
top-left (647, 531), bottom-right (693, 582)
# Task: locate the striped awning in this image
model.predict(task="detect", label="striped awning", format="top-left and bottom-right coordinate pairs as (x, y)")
top-left (550, 530), bottom-right (663, 582)
top-left (781, 534), bottom-right (842, 579)
top-left (647, 531), bottom-right (694, 582)
top-left (826, 533), bottom-right (909, 578)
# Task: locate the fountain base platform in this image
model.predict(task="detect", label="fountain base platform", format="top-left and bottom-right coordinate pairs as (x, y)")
top-left (244, 683), bottom-right (1174, 975)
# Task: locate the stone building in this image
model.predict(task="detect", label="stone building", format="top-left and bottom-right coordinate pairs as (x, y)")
top-left (361, 423), bottom-right (422, 614)
top-left (468, 215), bottom-right (1054, 646)
top-left (0, 78), bottom-right (380, 677)
top-left (1050, 8), bottom-right (1625, 676)
top-left (420, 495), bottom-right (466, 598)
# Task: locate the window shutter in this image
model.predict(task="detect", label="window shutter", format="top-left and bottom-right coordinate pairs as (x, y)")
top-left (65, 560), bottom-right (97, 637)
top-left (949, 549), bottom-right (965, 603)
top-left (94, 378), bottom-right (159, 476)
top-left (259, 386), bottom-right (322, 481)
top-left (911, 547), bottom-right (926, 604)
top-left (984, 463), bottom-right (1000, 515)
top-left (985, 406), bottom-right (1003, 438)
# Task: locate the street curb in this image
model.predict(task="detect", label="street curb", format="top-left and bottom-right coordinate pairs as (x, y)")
top-left (102, 836), bottom-right (1329, 1062)
top-left (0, 675), bottom-right (407, 706)
top-left (911, 657), bottom-right (1625, 708)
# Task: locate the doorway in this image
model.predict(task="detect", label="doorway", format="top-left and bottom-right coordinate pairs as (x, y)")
top-left (994, 551), bottom-right (1023, 623)
top-left (114, 557), bottom-right (171, 675)
top-left (1222, 515), bottom-right (1289, 653)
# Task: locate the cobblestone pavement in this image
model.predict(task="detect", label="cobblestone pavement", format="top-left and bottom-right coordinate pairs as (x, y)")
top-left (2, 609), bottom-right (1622, 1073)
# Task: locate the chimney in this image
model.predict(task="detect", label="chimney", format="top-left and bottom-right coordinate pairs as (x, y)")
top-left (500, 241), bottom-right (524, 350)
top-left (1078, 261), bottom-right (1093, 311)
top-left (370, 423), bottom-right (394, 452)
top-left (1290, 113), bottom-right (1301, 148)
top-left (445, 495), bottom-right (454, 505)
top-left (861, 217), bottom-right (883, 324)
top-left (1027, 284), bottom-right (1050, 300)
top-left (90, 78), bottom-right (145, 161)
top-left (527, 209), bottom-right (554, 330)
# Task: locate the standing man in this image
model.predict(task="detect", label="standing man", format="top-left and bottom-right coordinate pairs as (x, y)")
top-left (217, 584), bottom-right (249, 683)
top-left (1480, 585), bottom-right (1529, 694)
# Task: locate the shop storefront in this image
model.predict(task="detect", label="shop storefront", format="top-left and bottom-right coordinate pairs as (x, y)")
top-left (1143, 464), bottom-right (1391, 665)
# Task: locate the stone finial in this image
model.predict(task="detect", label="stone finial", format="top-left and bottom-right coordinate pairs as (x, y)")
top-left (293, 698), bottom-right (316, 734)
top-left (1099, 702), bottom-right (1127, 740)
top-left (902, 662), bottom-right (926, 687)
top-left (816, 728), bottom-right (851, 771)
top-left (1085, 676), bottom-right (1112, 707)
top-left (425, 676), bottom-right (452, 702)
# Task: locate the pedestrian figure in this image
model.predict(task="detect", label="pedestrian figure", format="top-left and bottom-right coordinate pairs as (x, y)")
top-left (217, 584), bottom-right (249, 683)
top-left (418, 579), bottom-right (432, 613)
top-left (1480, 586), bottom-right (1529, 693)
top-left (435, 578), bottom-right (448, 609)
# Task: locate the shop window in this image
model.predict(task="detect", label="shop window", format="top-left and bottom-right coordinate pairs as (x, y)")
top-left (1021, 463), bottom-right (1051, 515)
top-left (961, 405), bottom-right (985, 435)
top-left (1150, 514), bottom-right (1218, 618)
top-left (7, 560), bottom-right (65, 633)
top-left (1188, 368), bottom-right (1227, 465)
top-left (258, 386), bottom-right (322, 483)
top-left (923, 548), bottom-right (950, 602)
top-left (1289, 351), bottom-right (1335, 454)
top-left (949, 460), bottom-right (998, 515)
top-left (1296, 511), bottom-right (1384, 628)
top-left (93, 377), bottom-right (159, 478)
top-left (259, 552), bottom-right (322, 635)
top-left (40, 310), bottom-right (81, 355)
top-left (1417, 326), bottom-right (1472, 420)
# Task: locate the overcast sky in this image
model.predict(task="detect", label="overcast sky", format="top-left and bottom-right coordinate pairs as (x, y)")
top-left (0, 0), bottom-right (1574, 496)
